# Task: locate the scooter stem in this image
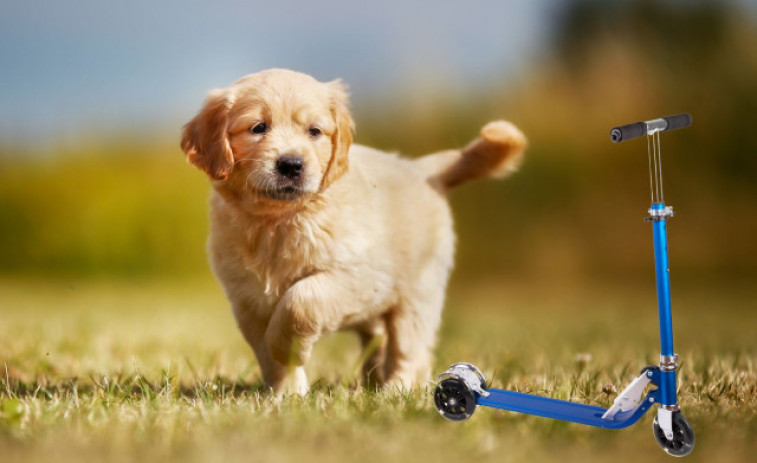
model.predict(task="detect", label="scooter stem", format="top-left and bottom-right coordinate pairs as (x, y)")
top-left (649, 202), bottom-right (678, 408)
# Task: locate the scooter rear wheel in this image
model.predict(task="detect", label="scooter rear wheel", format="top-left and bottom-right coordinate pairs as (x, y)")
top-left (653, 411), bottom-right (695, 457)
top-left (434, 378), bottom-right (477, 421)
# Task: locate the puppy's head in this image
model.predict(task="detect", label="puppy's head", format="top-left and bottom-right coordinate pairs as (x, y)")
top-left (181, 69), bottom-right (354, 209)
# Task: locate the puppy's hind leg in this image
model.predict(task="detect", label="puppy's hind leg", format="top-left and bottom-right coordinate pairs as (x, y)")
top-left (356, 320), bottom-right (388, 389)
top-left (383, 292), bottom-right (445, 389)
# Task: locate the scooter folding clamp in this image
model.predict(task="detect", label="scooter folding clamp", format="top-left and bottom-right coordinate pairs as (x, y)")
top-left (601, 371), bottom-right (653, 420)
top-left (659, 354), bottom-right (679, 372)
top-left (645, 205), bottom-right (675, 222)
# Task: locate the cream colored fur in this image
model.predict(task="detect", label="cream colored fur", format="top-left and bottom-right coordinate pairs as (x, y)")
top-left (181, 69), bottom-right (526, 394)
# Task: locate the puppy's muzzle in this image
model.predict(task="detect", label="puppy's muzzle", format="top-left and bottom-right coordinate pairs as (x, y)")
top-left (276, 155), bottom-right (305, 180)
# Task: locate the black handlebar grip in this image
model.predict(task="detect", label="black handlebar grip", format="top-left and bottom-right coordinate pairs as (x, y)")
top-left (662, 113), bottom-right (692, 131)
top-left (610, 113), bottom-right (692, 143)
top-left (610, 122), bottom-right (646, 143)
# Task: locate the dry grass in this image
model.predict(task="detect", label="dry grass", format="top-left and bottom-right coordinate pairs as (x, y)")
top-left (1, 278), bottom-right (755, 463)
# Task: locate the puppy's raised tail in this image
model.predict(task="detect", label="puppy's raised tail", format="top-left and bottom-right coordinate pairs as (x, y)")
top-left (416, 120), bottom-right (527, 193)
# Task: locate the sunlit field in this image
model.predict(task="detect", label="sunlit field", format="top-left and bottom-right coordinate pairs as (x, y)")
top-left (2, 277), bottom-right (755, 463)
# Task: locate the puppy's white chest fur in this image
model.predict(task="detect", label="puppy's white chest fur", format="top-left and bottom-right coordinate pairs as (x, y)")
top-left (243, 209), bottom-right (332, 297)
top-left (208, 194), bottom-right (335, 311)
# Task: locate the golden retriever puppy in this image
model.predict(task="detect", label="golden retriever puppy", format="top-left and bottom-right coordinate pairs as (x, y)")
top-left (181, 69), bottom-right (526, 394)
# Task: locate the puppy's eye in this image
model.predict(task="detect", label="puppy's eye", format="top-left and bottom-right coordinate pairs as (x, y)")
top-left (309, 127), bottom-right (322, 137)
top-left (250, 123), bottom-right (268, 134)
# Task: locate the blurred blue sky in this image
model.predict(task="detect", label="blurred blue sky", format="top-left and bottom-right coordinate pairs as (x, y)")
top-left (0, 0), bottom-right (555, 144)
top-left (3, 0), bottom-right (755, 146)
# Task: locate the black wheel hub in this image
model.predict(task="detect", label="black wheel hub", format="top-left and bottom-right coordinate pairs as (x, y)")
top-left (433, 378), bottom-right (477, 422)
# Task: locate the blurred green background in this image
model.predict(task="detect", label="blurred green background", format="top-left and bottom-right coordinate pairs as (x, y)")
top-left (1, 0), bottom-right (756, 287)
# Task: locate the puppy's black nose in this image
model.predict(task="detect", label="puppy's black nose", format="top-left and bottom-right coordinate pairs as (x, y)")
top-left (276, 155), bottom-right (304, 180)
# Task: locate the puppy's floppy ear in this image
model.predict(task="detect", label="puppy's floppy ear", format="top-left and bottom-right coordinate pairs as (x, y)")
top-left (180, 89), bottom-right (235, 181)
top-left (321, 79), bottom-right (355, 189)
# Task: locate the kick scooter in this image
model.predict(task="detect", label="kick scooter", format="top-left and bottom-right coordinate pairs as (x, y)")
top-left (433, 114), bottom-right (695, 457)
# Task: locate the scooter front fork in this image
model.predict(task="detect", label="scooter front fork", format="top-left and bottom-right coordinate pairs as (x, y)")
top-left (656, 354), bottom-right (680, 440)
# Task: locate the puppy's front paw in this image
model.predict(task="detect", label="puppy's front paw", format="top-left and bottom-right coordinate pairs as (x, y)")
top-left (268, 367), bottom-right (310, 397)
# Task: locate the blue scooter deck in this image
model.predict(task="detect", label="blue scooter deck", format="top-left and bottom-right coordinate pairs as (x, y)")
top-left (477, 388), bottom-right (655, 429)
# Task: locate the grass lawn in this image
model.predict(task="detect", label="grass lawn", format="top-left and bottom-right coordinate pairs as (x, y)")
top-left (1, 277), bottom-right (755, 463)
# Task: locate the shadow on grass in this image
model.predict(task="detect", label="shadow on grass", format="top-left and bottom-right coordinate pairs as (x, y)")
top-left (2, 372), bottom-right (269, 402)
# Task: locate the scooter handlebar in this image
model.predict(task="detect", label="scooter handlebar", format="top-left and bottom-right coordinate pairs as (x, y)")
top-left (610, 122), bottom-right (647, 143)
top-left (610, 113), bottom-right (692, 143)
top-left (662, 113), bottom-right (692, 131)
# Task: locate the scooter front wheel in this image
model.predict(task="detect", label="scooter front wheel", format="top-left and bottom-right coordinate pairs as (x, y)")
top-left (434, 378), bottom-right (477, 422)
top-left (653, 411), bottom-right (695, 457)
